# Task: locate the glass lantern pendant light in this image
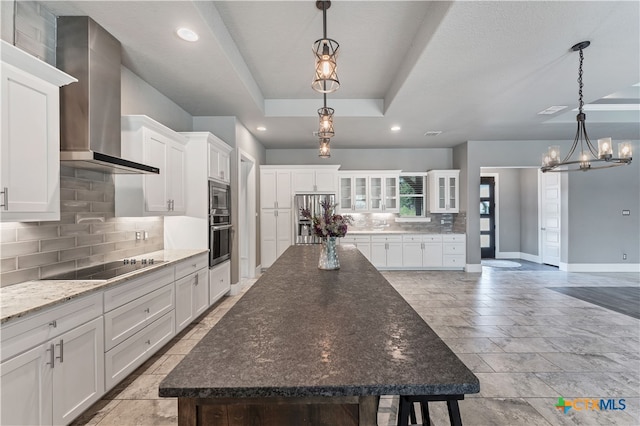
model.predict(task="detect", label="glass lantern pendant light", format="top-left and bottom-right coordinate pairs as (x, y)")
top-left (318, 93), bottom-right (335, 138)
top-left (312, 1), bottom-right (340, 93)
top-left (319, 138), bottom-right (331, 158)
top-left (541, 41), bottom-right (633, 172)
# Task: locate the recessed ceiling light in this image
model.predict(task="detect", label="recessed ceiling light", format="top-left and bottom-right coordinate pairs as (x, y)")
top-left (537, 105), bottom-right (567, 115)
top-left (176, 27), bottom-right (199, 42)
top-left (257, 126), bottom-right (267, 131)
top-left (391, 126), bottom-right (401, 132)
top-left (424, 131), bottom-right (442, 137)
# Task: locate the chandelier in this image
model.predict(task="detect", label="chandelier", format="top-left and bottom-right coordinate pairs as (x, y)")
top-left (312, 1), bottom-right (339, 93)
top-left (541, 41), bottom-right (633, 172)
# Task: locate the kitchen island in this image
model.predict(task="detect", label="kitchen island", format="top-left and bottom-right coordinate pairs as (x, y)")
top-left (160, 244), bottom-right (479, 426)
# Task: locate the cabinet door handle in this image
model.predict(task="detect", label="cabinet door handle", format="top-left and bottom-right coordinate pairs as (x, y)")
top-left (49, 320), bottom-right (57, 328)
top-left (56, 339), bottom-right (64, 363)
top-left (195, 275), bottom-right (199, 285)
top-left (145, 340), bottom-right (151, 345)
top-left (167, 200), bottom-right (172, 211)
top-left (46, 343), bottom-right (55, 368)
top-left (144, 307), bottom-right (150, 313)
top-left (0, 187), bottom-right (7, 210)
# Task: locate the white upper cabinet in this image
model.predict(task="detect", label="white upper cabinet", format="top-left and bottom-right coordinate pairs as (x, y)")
top-left (428, 170), bottom-right (460, 213)
top-left (291, 166), bottom-right (339, 193)
top-left (116, 115), bottom-right (188, 216)
top-left (260, 167), bottom-right (292, 209)
top-left (369, 173), bottom-right (399, 213)
top-left (0, 41), bottom-right (76, 222)
top-left (207, 134), bottom-right (232, 183)
top-left (338, 171), bottom-right (400, 213)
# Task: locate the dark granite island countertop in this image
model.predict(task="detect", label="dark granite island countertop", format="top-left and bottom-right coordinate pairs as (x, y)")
top-left (160, 245), bottom-right (479, 425)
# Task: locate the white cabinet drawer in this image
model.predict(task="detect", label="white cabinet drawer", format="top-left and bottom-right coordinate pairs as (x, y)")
top-left (1, 292), bottom-right (103, 362)
top-left (370, 235), bottom-right (403, 243)
top-left (104, 311), bottom-right (175, 391)
top-left (442, 234), bottom-right (465, 243)
top-left (104, 284), bottom-right (174, 351)
top-left (340, 235), bottom-right (370, 244)
top-left (175, 254), bottom-right (208, 280)
top-left (104, 267), bottom-right (174, 312)
top-left (402, 234), bottom-right (422, 243)
top-left (422, 234), bottom-right (443, 243)
top-left (443, 255), bottom-right (465, 267)
top-left (443, 243), bottom-right (465, 255)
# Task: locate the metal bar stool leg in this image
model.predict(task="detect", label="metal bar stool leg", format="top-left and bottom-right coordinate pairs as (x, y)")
top-left (397, 396), bottom-right (410, 426)
top-left (420, 400), bottom-right (431, 426)
top-left (447, 400), bottom-right (462, 426)
top-left (409, 400), bottom-right (417, 424)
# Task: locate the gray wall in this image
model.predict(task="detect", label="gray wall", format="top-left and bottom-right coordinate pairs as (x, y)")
top-left (266, 148), bottom-right (452, 171)
top-left (1, 1), bottom-right (56, 64)
top-left (461, 140), bottom-right (639, 267)
top-left (520, 169), bottom-right (539, 256)
top-left (193, 117), bottom-right (267, 282)
top-left (121, 67), bottom-right (193, 132)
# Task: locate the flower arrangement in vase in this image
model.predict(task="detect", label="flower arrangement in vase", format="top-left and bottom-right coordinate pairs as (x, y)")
top-left (300, 199), bottom-right (353, 269)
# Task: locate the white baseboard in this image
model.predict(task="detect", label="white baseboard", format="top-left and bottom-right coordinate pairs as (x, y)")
top-left (562, 263), bottom-right (640, 273)
top-left (228, 282), bottom-right (240, 296)
top-left (255, 264), bottom-right (262, 277)
top-left (495, 252), bottom-right (520, 259)
top-left (520, 252), bottom-right (541, 263)
top-left (466, 263), bottom-right (482, 273)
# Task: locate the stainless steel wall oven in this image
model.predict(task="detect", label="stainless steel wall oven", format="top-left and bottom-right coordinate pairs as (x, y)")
top-left (209, 180), bottom-right (231, 267)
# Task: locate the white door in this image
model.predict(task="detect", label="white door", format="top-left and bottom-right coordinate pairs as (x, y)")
top-left (403, 241), bottom-right (423, 268)
top-left (276, 209), bottom-right (292, 259)
top-left (175, 274), bottom-right (195, 331)
top-left (52, 317), bottom-right (105, 425)
top-left (0, 344), bottom-right (52, 426)
top-left (370, 243), bottom-right (387, 268)
top-left (260, 209), bottom-right (278, 268)
top-left (541, 171), bottom-right (561, 266)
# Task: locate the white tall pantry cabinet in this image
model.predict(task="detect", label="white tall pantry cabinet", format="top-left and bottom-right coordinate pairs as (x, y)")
top-left (0, 40), bottom-right (76, 222)
top-left (260, 167), bottom-right (293, 268)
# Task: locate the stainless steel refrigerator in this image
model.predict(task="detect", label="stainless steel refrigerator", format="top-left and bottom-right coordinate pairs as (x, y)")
top-left (294, 194), bottom-right (336, 244)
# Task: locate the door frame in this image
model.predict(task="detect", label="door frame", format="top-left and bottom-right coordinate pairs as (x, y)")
top-left (237, 148), bottom-right (257, 280)
top-left (480, 172), bottom-right (500, 257)
top-left (480, 175), bottom-right (496, 259)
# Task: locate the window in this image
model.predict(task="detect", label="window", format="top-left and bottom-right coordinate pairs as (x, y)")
top-left (399, 174), bottom-right (426, 217)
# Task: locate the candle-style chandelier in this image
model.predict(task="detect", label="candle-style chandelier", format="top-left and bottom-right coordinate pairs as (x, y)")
top-left (541, 41), bottom-right (633, 172)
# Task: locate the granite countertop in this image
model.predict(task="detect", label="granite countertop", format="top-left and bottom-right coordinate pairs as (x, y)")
top-left (0, 249), bottom-right (208, 324)
top-left (160, 245), bottom-right (479, 399)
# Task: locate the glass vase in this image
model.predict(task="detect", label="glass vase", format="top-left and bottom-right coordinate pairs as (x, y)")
top-left (318, 237), bottom-right (340, 270)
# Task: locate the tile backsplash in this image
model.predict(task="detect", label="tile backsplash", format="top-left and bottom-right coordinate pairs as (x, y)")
top-left (348, 212), bottom-right (466, 234)
top-left (0, 167), bottom-right (163, 287)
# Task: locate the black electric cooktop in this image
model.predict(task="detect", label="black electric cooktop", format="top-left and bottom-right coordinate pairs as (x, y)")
top-left (42, 259), bottom-right (166, 281)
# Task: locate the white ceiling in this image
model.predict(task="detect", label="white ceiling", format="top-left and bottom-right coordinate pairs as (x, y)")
top-left (45, 1), bottom-right (640, 150)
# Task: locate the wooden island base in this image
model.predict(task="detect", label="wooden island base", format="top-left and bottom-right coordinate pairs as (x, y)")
top-left (178, 395), bottom-right (378, 426)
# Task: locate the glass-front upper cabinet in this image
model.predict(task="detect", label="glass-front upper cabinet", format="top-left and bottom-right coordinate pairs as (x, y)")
top-left (338, 174), bottom-right (369, 213)
top-left (369, 174), bottom-right (399, 213)
top-left (427, 170), bottom-right (460, 213)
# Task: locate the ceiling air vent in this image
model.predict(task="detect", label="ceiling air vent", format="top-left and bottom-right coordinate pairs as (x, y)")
top-left (424, 131), bottom-right (442, 137)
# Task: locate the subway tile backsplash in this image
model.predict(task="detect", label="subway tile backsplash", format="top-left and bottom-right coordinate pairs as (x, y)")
top-left (0, 167), bottom-right (163, 287)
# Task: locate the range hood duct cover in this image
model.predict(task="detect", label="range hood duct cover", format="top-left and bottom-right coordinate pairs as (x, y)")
top-left (57, 16), bottom-right (159, 174)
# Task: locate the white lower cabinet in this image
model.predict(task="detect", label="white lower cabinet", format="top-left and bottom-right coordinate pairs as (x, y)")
top-left (210, 261), bottom-right (231, 306)
top-left (175, 268), bottom-right (208, 333)
top-left (370, 235), bottom-right (403, 269)
top-left (104, 311), bottom-right (175, 391)
top-left (1, 315), bottom-right (104, 426)
top-left (260, 209), bottom-right (292, 268)
top-left (443, 234), bottom-right (466, 267)
top-left (339, 235), bottom-right (371, 262)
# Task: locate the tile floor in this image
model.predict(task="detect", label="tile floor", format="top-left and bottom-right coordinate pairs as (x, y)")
top-left (73, 266), bottom-right (640, 426)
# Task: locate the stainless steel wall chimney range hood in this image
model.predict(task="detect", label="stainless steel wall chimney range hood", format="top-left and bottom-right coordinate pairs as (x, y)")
top-left (57, 16), bottom-right (159, 174)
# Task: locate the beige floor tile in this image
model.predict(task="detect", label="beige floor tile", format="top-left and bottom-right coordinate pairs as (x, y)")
top-left (95, 400), bottom-right (177, 426)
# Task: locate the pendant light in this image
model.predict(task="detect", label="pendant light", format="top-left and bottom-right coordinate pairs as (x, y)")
top-left (318, 93), bottom-right (335, 138)
top-left (312, 1), bottom-right (340, 93)
top-left (319, 138), bottom-right (331, 158)
top-left (541, 41), bottom-right (633, 172)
